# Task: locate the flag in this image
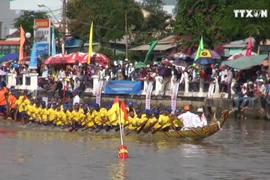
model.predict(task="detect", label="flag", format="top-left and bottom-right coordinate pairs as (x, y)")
top-left (144, 40), bottom-right (159, 63)
top-left (19, 25), bottom-right (25, 62)
top-left (108, 96), bottom-right (119, 123)
top-left (88, 22), bottom-right (93, 64)
top-left (28, 42), bottom-right (38, 69)
top-left (194, 36), bottom-right (204, 61)
top-left (51, 25), bottom-right (56, 56)
top-left (120, 100), bottom-right (128, 123)
top-left (245, 36), bottom-right (252, 56)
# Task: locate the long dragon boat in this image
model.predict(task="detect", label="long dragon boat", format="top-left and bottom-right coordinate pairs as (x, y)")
top-left (0, 110), bottom-right (231, 140)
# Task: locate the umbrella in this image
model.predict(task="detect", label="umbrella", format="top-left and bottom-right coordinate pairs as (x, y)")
top-left (44, 54), bottom-right (68, 65)
top-left (194, 58), bottom-right (215, 65)
top-left (66, 52), bottom-right (87, 64)
top-left (0, 70), bottom-right (6, 76)
top-left (80, 53), bottom-right (110, 65)
top-left (169, 52), bottom-right (190, 60)
top-left (134, 62), bottom-right (145, 69)
top-left (161, 59), bottom-right (173, 65)
top-left (228, 51), bottom-right (257, 61)
top-left (191, 49), bottom-right (221, 60)
top-left (172, 60), bottom-right (187, 67)
top-left (223, 55), bottom-right (268, 70)
top-left (0, 53), bottom-right (19, 61)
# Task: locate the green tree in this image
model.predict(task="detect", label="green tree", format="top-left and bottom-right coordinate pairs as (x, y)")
top-left (221, 0), bottom-right (270, 50)
top-left (135, 0), bottom-right (173, 44)
top-left (174, 0), bottom-right (230, 51)
top-left (67, 0), bottom-right (144, 47)
top-left (13, 10), bottom-right (49, 35)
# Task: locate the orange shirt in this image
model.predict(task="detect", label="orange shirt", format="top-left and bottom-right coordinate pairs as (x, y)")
top-left (0, 87), bottom-right (8, 105)
top-left (8, 94), bottom-right (17, 108)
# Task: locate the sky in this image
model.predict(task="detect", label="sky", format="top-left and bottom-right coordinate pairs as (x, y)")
top-left (10, 0), bottom-right (62, 11)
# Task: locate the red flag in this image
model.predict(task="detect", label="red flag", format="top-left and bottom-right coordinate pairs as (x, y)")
top-left (245, 36), bottom-right (252, 56)
top-left (19, 25), bottom-right (25, 62)
top-left (120, 100), bottom-right (128, 121)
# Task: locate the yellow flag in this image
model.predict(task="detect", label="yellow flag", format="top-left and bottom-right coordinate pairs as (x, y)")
top-left (88, 22), bottom-right (93, 64)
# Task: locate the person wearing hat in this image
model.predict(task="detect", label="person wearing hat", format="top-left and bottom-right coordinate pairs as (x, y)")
top-left (72, 89), bottom-right (81, 105)
top-left (177, 105), bottom-right (201, 130)
top-left (196, 108), bottom-right (207, 127)
top-left (155, 107), bottom-right (171, 131)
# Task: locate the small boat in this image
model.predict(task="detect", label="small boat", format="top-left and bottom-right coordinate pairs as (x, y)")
top-left (153, 110), bottom-right (231, 140)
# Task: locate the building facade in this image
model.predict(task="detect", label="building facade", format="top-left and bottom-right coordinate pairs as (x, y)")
top-left (0, 0), bottom-right (19, 39)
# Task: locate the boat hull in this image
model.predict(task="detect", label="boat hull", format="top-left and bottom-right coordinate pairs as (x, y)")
top-left (0, 110), bottom-right (231, 140)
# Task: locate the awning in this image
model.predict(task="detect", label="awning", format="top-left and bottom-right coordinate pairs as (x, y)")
top-left (130, 44), bottom-right (176, 51)
top-left (223, 54), bottom-right (268, 69)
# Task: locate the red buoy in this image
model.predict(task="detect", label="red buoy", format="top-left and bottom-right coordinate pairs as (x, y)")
top-left (118, 145), bottom-right (128, 159)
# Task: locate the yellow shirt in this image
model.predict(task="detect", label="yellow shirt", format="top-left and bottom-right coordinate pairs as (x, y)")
top-left (85, 112), bottom-right (95, 127)
top-left (25, 104), bottom-right (35, 120)
top-left (47, 108), bottom-right (57, 122)
top-left (71, 110), bottom-right (81, 121)
top-left (66, 110), bottom-right (73, 124)
top-left (35, 107), bottom-right (42, 121)
top-left (158, 115), bottom-right (171, 128)
top-left (127, 116), bottom-right (137, 130)
top-left (93, 110), bottom-right (103, 125)
top-left (41, 108), bottom-right (49, 122)
top-left (22, 99), bottom-right (30, 111)
top-left (15, 96), bottom-right (24, 112)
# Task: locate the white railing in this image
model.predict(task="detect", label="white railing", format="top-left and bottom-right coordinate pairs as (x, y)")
top-left (6, 73), bottom-right (225, 98)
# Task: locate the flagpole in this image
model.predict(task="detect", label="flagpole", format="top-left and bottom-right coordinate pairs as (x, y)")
top-left (118, 106), bottom-right (124, 145)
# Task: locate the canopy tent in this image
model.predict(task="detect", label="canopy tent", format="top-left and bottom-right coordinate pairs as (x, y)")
top-left (223, 55), bottom-right (268, 70)
top-left (44, 54), bottom-right (68, 65)
top-left (0, 53), bottom-right (19, 61)
top-left (66, 52), bottom-right (86, 64)
top-left (228, 51), bottom-right (257, 61)
top-left (80, 53), bottom-right (110, 65)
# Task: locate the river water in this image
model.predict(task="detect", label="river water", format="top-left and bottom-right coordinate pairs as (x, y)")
top-left (0, 118), bottom-right (270, 180)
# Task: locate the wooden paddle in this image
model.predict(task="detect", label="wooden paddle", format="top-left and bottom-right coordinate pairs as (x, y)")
top-left (136, 118), bottom-right (150, 134)
top-left (115, 123), bottom-right (129, 132)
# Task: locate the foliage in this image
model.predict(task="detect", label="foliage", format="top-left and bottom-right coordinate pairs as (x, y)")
top-left (175, 0), bottom-right (270, 52)
top-left (135, 0), bottom-right (174, 44)
top-left (67, 0), bottom-right (144, 45)
top-left (13, 10), bottom-right (50, 35)
top-left (174, 0), bottom-right (230, 51)
top-left (221, 0), bottom-right (270, 49)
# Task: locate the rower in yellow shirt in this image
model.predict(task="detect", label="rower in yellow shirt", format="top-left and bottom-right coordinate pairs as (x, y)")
top-left (145, 109), bottom-right (159, 132)
top-left (93, 104), bottom-right (103, 130)
top-left (127, 109), bottom-right (137, 130)
top-left (34, 100), bottom-right (42, 124)
top-left (66, 105), bottom-right (73, 126)
top-left (40, 101), bottom-right (49, 125)
top-left (47, 103), bottom-right (57, 126)
top-left (25, 98), bottom-right (35, 123)
top-left (71, 103), bottom-right (81, 127)
top-left (157, 107), bottom-right (172, 131)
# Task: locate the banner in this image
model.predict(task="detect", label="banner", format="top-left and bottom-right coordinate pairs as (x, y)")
top-left (34, 18), bottom-right (51, 55)
top-left (96, 80), bottom-right (103, 106)
top-left (51, 25), bottom-right (56, 56)
top-left (145, 82), bottom-right (153, 110)
top-left (171, 82), bottom-right (180, 113)
top-left (29, 42), bottom-right (38, 69)
top-left (104, 80), bottom-right (142, 95)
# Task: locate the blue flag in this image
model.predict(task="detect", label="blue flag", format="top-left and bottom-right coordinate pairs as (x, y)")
top-left (29, 42), bottom-right (38, 69)
top-left (51, 25), bottom-right (56, 55)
